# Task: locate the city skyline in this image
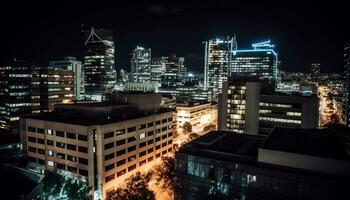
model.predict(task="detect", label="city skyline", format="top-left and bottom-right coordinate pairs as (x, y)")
top-left (1, 1), bottom-right (349, 73)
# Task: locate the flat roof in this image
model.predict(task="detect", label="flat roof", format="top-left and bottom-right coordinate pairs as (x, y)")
top-left (178, 131), bottom-right (265, 164)
top-left (261, 127), bottom-right (350, 161)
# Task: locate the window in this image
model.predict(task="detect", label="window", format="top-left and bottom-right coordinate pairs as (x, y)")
top-left (162, 127), bottom-right (167, 132)
top-left (48, 150), bottom-right (54, 157)
top-left (168, 117), bottom-right (172, 122)
top-left (117, 169), bottom-right (126, 177)
top-left (168, 140), bottom-right (173, 145)
top-left (155, 153), bottom-right (161, 158)
top-left (104, 132), bottom-right (114, 139)
top-left (155, 137), bottom-right (161, 142)
top-left (47, 129), bottom-right (53, 135)
top-left (155, 120), bottom-right (161, 125)
top-left (67, 166), bottom-right (77, 173)
top-left (37, 128), bottom-right (45, 134)
top-left (105, 153), bottom-right (115, 161)
top-left (139, 124), bottom-right (146, 130)
top-left (105, 174), bottom-right (115, 182)
top-left (56, 131), bottom-right (65, 137)
top-left (162, 119), bottom-right (167, 124)
top-left (148, 139), bottom-right (154, 145)
top-left (128, 155), bottom-right (136, 162)
top-left (127, 126), bottom-right (136, 133)
top-left (155, 129), bottom-right (160, 134)
top-left (139, 142), bottom-right (146, 148)
top-left (162, 142), bottom-right (167, 147)
top-left (168, 132), bottom-right (173, 137)
top-left (105, 142), bottom-right (115, 150)
top-left (79, 169), bottom-right (88, 176)
top-left (127, 136), bottom-right (136, 143)
top-left (67, 144), bottom-right (76, 151)
top-left (148, 156), bottom-right (154, 162)
top-left (117, 159), bottom-right (126, 167)
top-left (128, 146), bottom-right (136, 152)
top-left (38, 159), bottom-right (45, 165)
top-left (156, 145), bottom-right (161, 150)
top-left (162, 150), bottom-right (167, 155)
top-left (47, 140), bottom-right (54, 146)
top-left (38, 138), bottom-right (45, 144)
top-left (147, 131), bottom-right (154, 137)
top-left (67, 155), bottom-right (77, 162)
top-left (139, 151), bottom-right (146, 157)
top-left (48, 160), bottom-right (55, 167)
top-left (147, 122), bottom-right (153, 127)
top-left (78, 134), bottom-right (87, 141)
top-left (116, 139), bottom-right (126, 146)
top-left (139, 160), bottom-right (147, 166)
top-left (28, 136), bottom-right (36, 143)
top-left (168, 147), bottom-right (172, 152)
top-left (78, 146), bottom-right (88, 153)
top-left (162, 134), bottom-right (167, 139)
top-left (105, 163), bottom-right (115, 172)
top-left (67, 132), bottom-right (76, 139)
top-left (38, 148), bottom-right (45, 155)
top-left (57, 163), bottom-right (65, 170)
top-left (128, 164), bottom-right (136, 172)
top-left (116, 149), bottom-right (126, 156)
top-left (116, 129), bottom-right (125, 136)
top-left (56, 142), bottom-right (65, 149)
top-left (148, 148), bottom-right (154, 153)
top-left (28, 126), bottom-right (36, 132)
top-left (79, 157), bottom-right (88, 165)
top-left (139, 133), bottom-right (146, 139)
top-left (57, 153), bottom-right (65, 159)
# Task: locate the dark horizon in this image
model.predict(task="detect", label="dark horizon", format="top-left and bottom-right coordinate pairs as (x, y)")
top-left (1, 0), bottom-right (349, 73)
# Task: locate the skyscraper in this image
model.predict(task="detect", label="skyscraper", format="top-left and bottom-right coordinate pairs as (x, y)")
top-left (49, 57), bottom-right (84, 99)
top-left (231, 40), bottom-right (278, 85)
top-left (83, 27), bottom-right (116, 101)
top-left (344, 42), bottom-right (350, 127)
top-left (130, 46), bottom-right (151, 83)
top-left (310, 63), bottom-right (321, 83)
top-left (0, 60), bottom-right (33, 134)
top-left (204, 36), bottom-right (237, 101)
top-left (160, 54), bottom-right (186, 88)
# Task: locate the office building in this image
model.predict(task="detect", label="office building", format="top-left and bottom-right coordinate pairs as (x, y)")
top-left (204, 36), bottom-right (237, 101)
top-left (83, 27), bottom-right (116, 101)
top-left (175, 101), bottom-right (217, 136)
top-left (174, 128), bottom-right (350, 200)
top-left (310, 63), bottom-right (321, 83)
top-left (49, 57), bottom-right (84, 99)
top-left (231, 40), bottom-right (278, 85)
top-left (130, 46), bottom-right (151, 83)
top-left (0, 60), bottom-right (33, 134)
top-left (20, 92), bottom-right (173, 199)
top-left (31, 68), bottom-right (75, 113)
top-left (160, 54), bottom-right (186, 89)
top-left (150, 57), bottom-right (166, 87)
top-left (219, 76), bottom-right (319, 134)
top-left (344, 42), bottom-right (350, 127)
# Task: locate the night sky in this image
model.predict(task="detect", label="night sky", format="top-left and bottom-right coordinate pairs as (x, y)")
top-left (1, 0), bottom-right (349, 73)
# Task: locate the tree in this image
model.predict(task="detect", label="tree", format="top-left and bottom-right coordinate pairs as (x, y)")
top-left (106, 171), bottom-right (155, 200)
top-left (154, 157), bottom-right (175, 196)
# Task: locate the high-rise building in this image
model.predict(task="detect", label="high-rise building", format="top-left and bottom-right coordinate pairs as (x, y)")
top-left (49, 57), bottom-right (84, 99)
top-left (160, 54), bottom-right (186, 88)
top-left (83, 27), bottom-right (116, 101)
top-left (150, 57), bottom-right (166, 87)
top-left (310, 63), bottom-right (321, 83)
top-left (0, 60), bottom-right (33, 134)
top-left (204, 36), bottom-right (237, 101)
top-left (31, 68), bottom-right (75, 113)
top-left (130, 46), bottom-right (151, 83)
top-left (231, 40), bottom-right (278, 85)
top-left (219, 76), bottom-right (319, 134)
top-left (20, 92), bottom-right (173, 199)
top-left (344, 42), bottom-right (350, 127)
top-left (174, 128), bottom-right (350, 200)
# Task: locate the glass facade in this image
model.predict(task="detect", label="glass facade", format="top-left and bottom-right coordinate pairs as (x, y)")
top-left (84, 27), bottom-right (116, 101)
top-left (130, 46), bottom-right (151, 83)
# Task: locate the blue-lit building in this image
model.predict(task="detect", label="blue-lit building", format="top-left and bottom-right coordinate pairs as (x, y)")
top-left (204, 36), bottom-right (237, 102)
top-left (344, 42), bottom-right (350, 127)
top-left (231, 40), bottom-right (278, 85)
top-left (0, 60), bottom-right (33, 134)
